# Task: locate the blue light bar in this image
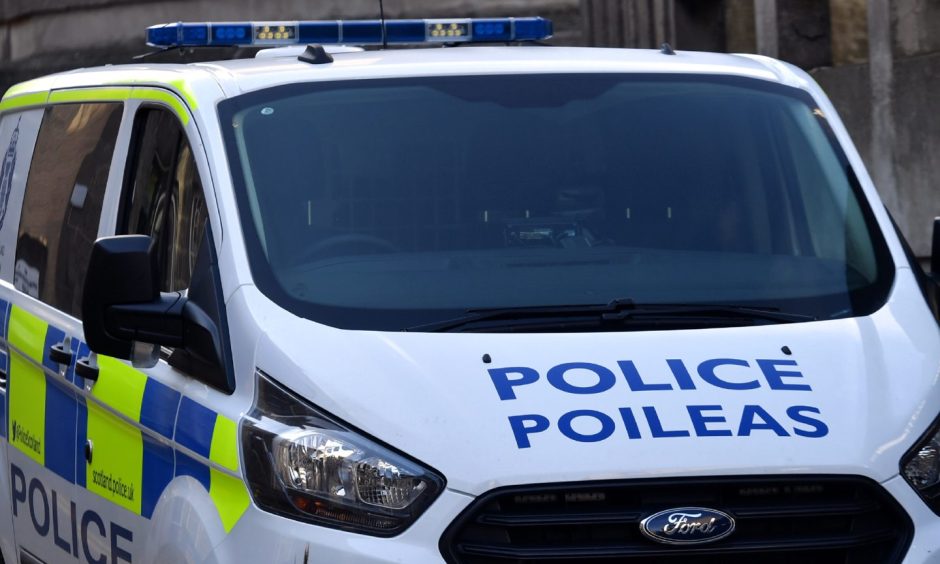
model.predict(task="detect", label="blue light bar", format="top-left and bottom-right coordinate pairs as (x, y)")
top-left (147, 18), bottom-right (553, 48)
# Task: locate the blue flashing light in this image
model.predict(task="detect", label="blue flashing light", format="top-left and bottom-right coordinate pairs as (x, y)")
top-left (472, 20), bottom-right (513, 42)
top-left (212, 24), bottom-right (251, 45)
top-left (180, 24), bottom-right (209, 44)
top-left (146, 17), bottom-right (552, 48)
top-left (298, 22), bottom-right (340, 44)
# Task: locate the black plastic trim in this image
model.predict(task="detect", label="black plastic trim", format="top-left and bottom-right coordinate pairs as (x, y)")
top-left (440, 475), bottom-right (913, 564)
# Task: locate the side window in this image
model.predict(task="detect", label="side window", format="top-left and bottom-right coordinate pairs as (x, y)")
top-left (121, 107), bottom-right (208, 291)
top-left (15, 102), bottom-right (122, 317)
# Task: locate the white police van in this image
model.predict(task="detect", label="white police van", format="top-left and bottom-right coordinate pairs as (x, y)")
top-left (0, 16), bottom-right (938, 564)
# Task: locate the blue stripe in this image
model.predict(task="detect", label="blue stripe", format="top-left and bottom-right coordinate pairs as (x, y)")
top-left (175, 452), bottom-right (210, 492)
top-left (175, 397), bottom-right (215, 458)
top-left (42, 325), bottom-right (65, 373)
top-left (141, 378), bottom-right (180, 439)
top-left (75, 398), bottom-right (87, 488)
top-left (142, 435), bottom-right (174, 519)
top-left (0, 299), bottom-right (9, 340)
top-left (45, 377), bottom-right (76, 483)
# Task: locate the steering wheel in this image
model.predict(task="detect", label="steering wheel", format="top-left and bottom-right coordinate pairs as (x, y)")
top-left (296, 233), bottom-right (400, 262)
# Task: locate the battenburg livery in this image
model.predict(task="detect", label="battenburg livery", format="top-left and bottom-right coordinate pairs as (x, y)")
top-left (0, 15), bottom-right (938, 564)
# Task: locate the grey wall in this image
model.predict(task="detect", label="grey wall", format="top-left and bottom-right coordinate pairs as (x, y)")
top-left (814, 51), bottom-right (940, 257)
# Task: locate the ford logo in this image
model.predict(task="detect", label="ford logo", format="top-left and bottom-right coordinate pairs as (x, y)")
top-left (640, 507), bottom-right (735, 545)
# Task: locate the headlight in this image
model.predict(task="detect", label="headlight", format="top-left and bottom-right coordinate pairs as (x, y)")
top-left (901, 415), bottom-right (940, 515)
top-left (242, 371), bottom-right (445, 535)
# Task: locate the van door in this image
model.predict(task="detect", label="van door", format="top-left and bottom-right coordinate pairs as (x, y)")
top-left (67, 99), bottom-right (247, 564)
top-left (3, 101), bottom-right (123, 564)
top-left (0, 106), bottom-right (44, 564)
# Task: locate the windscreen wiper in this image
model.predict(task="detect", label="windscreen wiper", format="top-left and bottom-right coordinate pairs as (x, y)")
top-left (404, 298), bottom-right (817, 333)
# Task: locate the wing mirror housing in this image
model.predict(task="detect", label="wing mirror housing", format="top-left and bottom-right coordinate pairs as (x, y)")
top-left (81, 235), bottom-right (183, 358)
top-left (82, 234), bottom-right (234, 393)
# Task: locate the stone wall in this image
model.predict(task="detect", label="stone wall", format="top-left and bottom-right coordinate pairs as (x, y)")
top-left (580, 0), bottom-right (938, 259)
top-left (814, 51), bottom-right (940, 257)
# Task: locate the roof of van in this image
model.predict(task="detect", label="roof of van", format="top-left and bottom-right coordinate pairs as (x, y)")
top-left (1, 46), bottom-right (808, 108)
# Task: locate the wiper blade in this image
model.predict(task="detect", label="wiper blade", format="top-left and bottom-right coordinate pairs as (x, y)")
top-left (404, 298), bottom-right (816, 333)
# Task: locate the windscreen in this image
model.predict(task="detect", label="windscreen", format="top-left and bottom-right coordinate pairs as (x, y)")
top-left (219, 74), bottom-right (893, 331)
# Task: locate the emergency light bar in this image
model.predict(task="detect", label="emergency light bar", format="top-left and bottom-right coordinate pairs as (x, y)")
top-left (147, 18), bottom-right (553, 48)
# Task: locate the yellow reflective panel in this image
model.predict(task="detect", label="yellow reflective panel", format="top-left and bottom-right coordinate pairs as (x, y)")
top-left (209, 414), bottom-right (240, 472)
top-left (209, 468), bottom-right (250, 533)
top-left (47, 87), bottom-right (130, 105)
top-left (93, 356), bottom-right (146, 421)
top-left (167, 79), bottom-right (199, 111)
top-left (7, 306), bottom-right (48, 465)
top-left (0, 92), bottom-right (48, 113)
top-left (133, 87), bottom-right (191, 126)
top-left (86, 403), bottom-right (143, 515)
top-left (85, 356), bottom-right (146, 514)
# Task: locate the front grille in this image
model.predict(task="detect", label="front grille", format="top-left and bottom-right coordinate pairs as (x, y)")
top-left (440, 475), bottom-right (913, 564)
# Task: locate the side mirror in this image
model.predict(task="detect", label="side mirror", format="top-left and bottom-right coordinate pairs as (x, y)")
top-left (82, 234), bottom-right (234, 393)
top-left (82, 235), bottom-right (184, 359)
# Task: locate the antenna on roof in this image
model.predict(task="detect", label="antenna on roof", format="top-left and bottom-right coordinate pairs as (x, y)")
top-left (379, 0), bottom-right (388, 49)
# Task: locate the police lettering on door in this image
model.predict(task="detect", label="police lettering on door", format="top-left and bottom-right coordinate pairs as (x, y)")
top-left (488, 357), bottom-right (829, 449)
top-left (10, 464), bottom-right (133, 564)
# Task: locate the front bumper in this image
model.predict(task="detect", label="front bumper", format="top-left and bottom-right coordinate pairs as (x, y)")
top-left (208, 488), bottom-right (470, 563)
top-left (884, 476), bottom-right (940, 564)
top-left (206, 476), bottom-right (940, 564)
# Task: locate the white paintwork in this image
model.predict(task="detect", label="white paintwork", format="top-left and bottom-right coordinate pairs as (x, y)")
top-left (254, 45), bottom-right (365, 58)
top-left (0, 44), bottom-right (937, 563)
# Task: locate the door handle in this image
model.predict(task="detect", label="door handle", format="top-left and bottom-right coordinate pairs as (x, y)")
top-left (76, 356), bottom-right (99, 382)
top-left (49, 342), bottom-right (73, 366)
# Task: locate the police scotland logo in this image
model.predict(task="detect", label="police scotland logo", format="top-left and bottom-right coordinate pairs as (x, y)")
top-left (0, 116), bottom-right (20, 231)
top-left (640, 507), bottom-right (736, 545)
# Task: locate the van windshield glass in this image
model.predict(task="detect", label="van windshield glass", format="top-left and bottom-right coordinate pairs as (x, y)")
top-left (219, 74), bottom-right (893, 331)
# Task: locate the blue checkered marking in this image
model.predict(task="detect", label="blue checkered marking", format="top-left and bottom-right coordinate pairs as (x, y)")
top-left (45, 377), bottom-right (77, 483)
top-left (175, 396), bottom-right (215, 458)
top-left (141, 378), bottom-right (180, 439)
top-left (38, 324), bottom-right (77, 482)
top-left (175, 452), bottom-right (210, 492)
top-left (142, 434), bottom-right (174, 519)
top-left (0, 298), bottom-right (10, 340)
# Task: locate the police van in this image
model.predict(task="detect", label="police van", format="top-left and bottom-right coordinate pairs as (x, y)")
top-left (0, 16), bottom-right (938, 564)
